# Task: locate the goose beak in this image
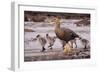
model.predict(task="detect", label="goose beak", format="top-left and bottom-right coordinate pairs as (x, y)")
top-left (51, 17), bottom-right (61, 24)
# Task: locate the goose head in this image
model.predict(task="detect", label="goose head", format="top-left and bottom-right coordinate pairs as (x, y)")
top-left (51, 16), bottom-right (61, 28)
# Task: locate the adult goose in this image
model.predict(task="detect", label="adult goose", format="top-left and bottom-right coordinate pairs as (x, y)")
top-left (52, 17), bottom-right (80, 50)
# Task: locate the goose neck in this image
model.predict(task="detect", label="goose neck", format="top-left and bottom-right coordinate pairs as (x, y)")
top-left (55, 22), bottom-right (60, 29)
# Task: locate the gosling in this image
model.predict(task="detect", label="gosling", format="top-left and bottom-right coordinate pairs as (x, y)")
top-left (36, 34), bottom-right (47, 52)
top-left (81, 38), bottom-right (90, 49)
top-left (63, 43), bottom-right (73, 55)
top-left (46, 34), bottom-right (56, 50)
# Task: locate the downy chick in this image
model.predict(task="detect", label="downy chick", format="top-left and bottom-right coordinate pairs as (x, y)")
top-left (46, 34), bottom-right (56, 50)
top-left (63, 43), bottom-right (73, 54)
top-left (36, 34), bottom-right (47, 52)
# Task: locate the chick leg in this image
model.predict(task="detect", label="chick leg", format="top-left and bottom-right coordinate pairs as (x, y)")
top-left (48, 44), bottom-right (53, 50)
top-left (50, 46), bottom-right (53, 50)
top-left (41, 46), bottom-right (45, 52)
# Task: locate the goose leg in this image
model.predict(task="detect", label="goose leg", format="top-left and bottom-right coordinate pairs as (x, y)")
top-left (62, 41), bottom-right (66, 50)
top-left (63, 45), bottom-right (65, 50)
top-left (62, 43), bottom-right (65, 50)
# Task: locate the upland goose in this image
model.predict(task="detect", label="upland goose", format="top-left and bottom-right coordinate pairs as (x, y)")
top-left (52, 17), bottom-right (80, 50)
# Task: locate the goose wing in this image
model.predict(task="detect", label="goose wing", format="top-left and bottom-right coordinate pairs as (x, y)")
top-left (60, 28), bottom-right (79, 41)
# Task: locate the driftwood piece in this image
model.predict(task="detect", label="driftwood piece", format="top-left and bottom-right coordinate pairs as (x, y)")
top-left (24, 28), bottom-right (34, 32)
